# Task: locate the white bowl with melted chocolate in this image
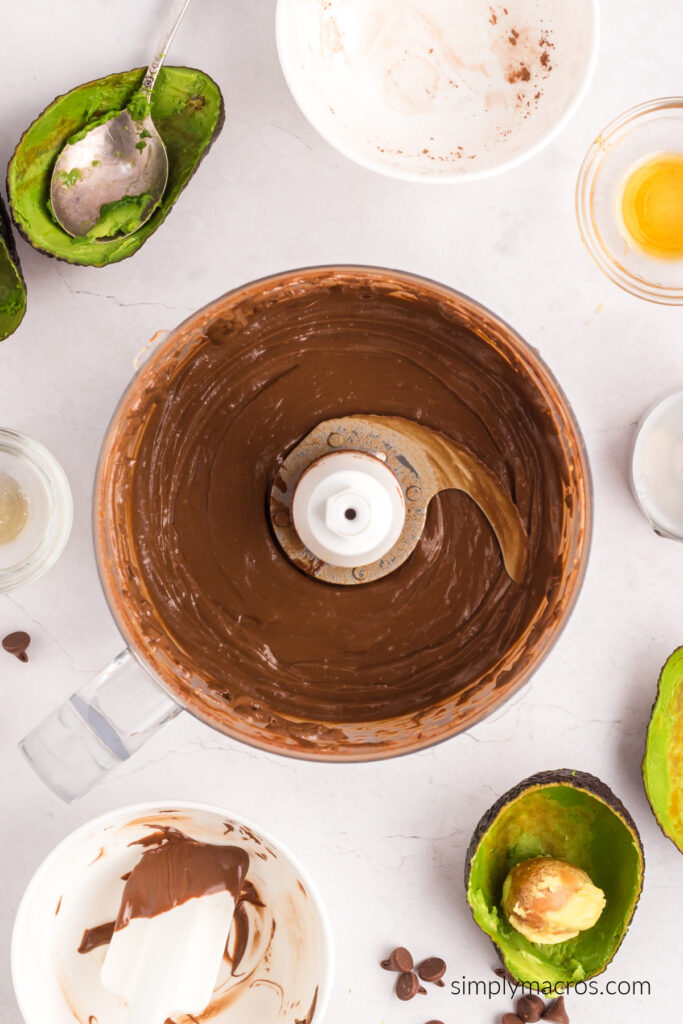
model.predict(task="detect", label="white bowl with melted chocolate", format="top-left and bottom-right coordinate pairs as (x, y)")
top-left (11, 803), bottom-right (332, 1024)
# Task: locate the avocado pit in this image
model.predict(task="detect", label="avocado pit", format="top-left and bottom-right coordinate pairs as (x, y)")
top-left (502, 857), bottom-right (605, 944)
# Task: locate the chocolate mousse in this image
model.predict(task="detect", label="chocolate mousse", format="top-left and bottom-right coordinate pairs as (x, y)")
top-left (96, 268), bottom-right (589, 759)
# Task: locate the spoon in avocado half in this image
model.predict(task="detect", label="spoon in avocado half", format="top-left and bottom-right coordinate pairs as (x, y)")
top-left (50, 0), bottom-right (192, 241)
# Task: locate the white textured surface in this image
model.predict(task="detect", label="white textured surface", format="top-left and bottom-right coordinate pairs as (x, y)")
top-left (1, 1), bottom-right (682, 1022)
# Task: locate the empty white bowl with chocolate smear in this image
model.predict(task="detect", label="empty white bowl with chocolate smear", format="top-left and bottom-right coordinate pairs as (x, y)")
top-left (11, 804), bottom-right (332, 1024)
top-left (276, 0), bottom-right (599, 181)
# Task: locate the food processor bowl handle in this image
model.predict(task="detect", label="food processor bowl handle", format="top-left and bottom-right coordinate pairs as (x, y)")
top-left (19, 649), bottom-right (181, 803)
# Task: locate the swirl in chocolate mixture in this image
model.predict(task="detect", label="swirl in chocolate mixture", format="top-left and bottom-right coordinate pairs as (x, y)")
top-left (96, 268), bottom-right (590, 758)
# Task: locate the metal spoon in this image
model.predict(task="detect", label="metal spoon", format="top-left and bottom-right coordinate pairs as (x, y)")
top-left (50, 0), bottom-right (193, 240)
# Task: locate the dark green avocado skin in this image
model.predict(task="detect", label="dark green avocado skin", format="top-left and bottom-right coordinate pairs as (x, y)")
top-left (0, 195), bottom-right (23, 276)
top-left (0, 194), bottom-right (26, 341)
top-left (465, 769), bottom-right (644, 980)
top-left (7, 66), bottom-right (225, 267)
top-left (642, 647), bottom-right (683, 852)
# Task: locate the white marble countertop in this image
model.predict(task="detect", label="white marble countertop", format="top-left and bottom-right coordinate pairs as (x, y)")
top-left (1, 1), bottom-right (682, 1022)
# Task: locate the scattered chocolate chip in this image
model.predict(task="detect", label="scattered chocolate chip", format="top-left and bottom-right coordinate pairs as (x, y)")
top-left (425, 1020), bottom-right (446, 1024)
top-left (543, 996), bottom-right (569, 1024)
top-left (494, 965), bottom-right (518, 985)
top-left (502, 1015), bottom-right (524, 1024)
top-left (2, 631), bottom-right (30, 662)
top-left (517, 995), bottom-right (546, 1022)
top-left (417, 956), bottom-right (447, 986)
top-left (395, 972), bottom-right (426, 1000)
top-left (491, 966), bottom-right (518, 983)
top-left (380, 946), bottom-right (413, 972)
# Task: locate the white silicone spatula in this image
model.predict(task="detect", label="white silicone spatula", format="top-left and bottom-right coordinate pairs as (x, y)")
top-left (101, 890), bottom-right (237, 1024)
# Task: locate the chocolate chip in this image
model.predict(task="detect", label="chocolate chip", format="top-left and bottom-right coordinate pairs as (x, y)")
top-left (494, 965), bottom-right (518, 985)
top-left (417, 956), bottom-right (447, 985)
top-left (517, 995), bottom-right (546, 1022)
top-left (2, 631), bottom-right (30, 662)
top-left (395, 972), bottom-right (426, 1000)
top-left (542, 996), bottom-right (569, 1024)
top-left (380, 946), bottom-right (413, 972)
top-left (425, 1020), bottom-right (446, 1024)
top-left (502, 1015), bottom-right (524, 1024)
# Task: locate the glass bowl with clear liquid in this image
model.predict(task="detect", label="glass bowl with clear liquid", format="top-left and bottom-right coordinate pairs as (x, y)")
top-left (0, 429), bottom-right (72, 592)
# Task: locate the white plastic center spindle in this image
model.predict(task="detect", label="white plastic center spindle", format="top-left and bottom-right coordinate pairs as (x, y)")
top-left (291, 451), bottom-right (406, 568)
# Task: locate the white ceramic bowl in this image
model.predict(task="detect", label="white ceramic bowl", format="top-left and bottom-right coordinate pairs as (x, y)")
top-left (12, 803), bottom-right (334, 1024)
top-left (276, 0), bottom-right (599, 182)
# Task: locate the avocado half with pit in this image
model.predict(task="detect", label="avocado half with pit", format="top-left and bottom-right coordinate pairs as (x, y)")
top-left (465, 770), bottom-right (643, 987)
top-left (0, 195), bottom-right (26, 340)
top-left (7, 66), bottom-right (224, 266)
top-left (643, 647), bottom-right (683, 853)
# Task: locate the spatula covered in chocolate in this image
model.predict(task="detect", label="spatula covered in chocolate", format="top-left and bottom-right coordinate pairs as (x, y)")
top-left (100, 827), bottom-right (249, 1024)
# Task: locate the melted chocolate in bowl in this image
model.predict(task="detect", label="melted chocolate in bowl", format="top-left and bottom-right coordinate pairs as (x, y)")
top-left (95, 267), bottom-right (591, 759)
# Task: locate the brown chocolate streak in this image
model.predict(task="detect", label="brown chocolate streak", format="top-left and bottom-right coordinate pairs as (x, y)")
top-left (78, 921), bottom-right (115, 954)
top-left (296, 986), bottom-right (319, 1024)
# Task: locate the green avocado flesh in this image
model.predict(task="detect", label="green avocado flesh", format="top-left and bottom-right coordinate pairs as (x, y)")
top-left (0, 198), bottom-right (26, 341)
top-left (643, 647), bottom-right (683, 852)
top-left (8, 66), bottom-right (223, 266)
top-left (467, 779), bottom-right (643, 987)
top-left (85, 193), bottom-right (157, 240)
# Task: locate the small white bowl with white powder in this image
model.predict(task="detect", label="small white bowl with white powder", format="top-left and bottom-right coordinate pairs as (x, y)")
top-left (276, 0), bottom-right (599, 182)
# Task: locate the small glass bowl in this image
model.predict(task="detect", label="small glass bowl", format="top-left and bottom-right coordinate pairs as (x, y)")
top-left (576, 97), bottom-right (683, 304)
top-left (631, 390), bottom-right (683, 541)
top-left (0, 429), bottom-right (73, 592)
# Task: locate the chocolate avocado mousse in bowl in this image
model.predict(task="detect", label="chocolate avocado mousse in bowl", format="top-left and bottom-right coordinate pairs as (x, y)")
top-left (22, 266), bottom-right (591, 796)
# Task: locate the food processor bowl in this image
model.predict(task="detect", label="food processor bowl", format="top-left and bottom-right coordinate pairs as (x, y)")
top-left (21, 267), bottom-right (592, 800)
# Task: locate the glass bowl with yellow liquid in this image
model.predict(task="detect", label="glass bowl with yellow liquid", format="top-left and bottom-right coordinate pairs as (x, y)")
top-left (576, 98), bottom-right (683, 304)
top-left (0, 429), bottom-right (73, 592)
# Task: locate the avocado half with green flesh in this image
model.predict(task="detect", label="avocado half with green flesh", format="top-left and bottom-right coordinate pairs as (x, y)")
top-left (465, 770), bottom-right (643, 988)
top-left (0, 195), bottom-right (26, 340)
top-left (643, 647), bottom-right (683, 853)
top-left (7, 66), bottom-right (224, 266)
